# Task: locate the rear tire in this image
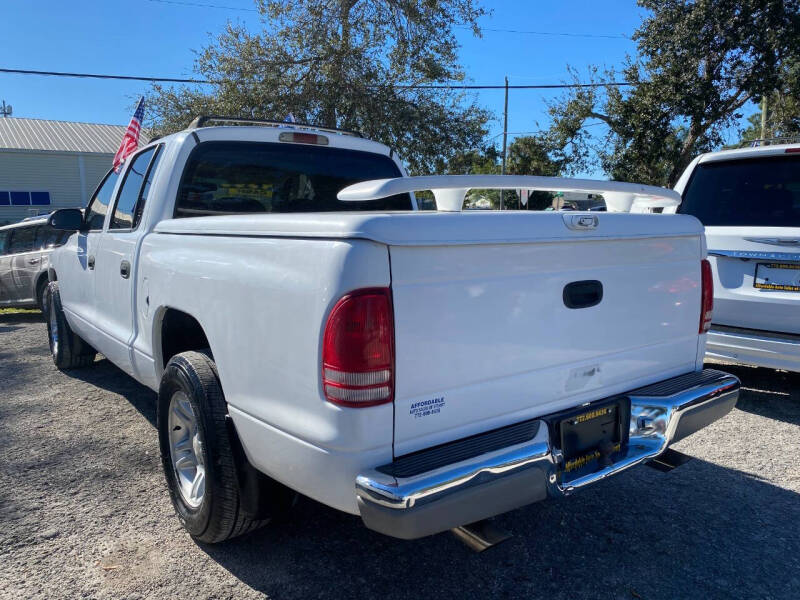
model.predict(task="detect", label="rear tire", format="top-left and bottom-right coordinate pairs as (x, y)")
top-left (46, 282), bottom-right (96, 369)
top-left (158, 350), bottom-right (282, 543)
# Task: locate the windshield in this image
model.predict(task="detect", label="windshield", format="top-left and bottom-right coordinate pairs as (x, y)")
top-left (680, 155), bottom-right (800, 227)
top-left (175, 141), bottom-right (412, 217)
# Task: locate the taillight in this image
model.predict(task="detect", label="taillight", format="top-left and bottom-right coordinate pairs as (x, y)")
top-left (322, 288), bottom-right (394, 407)
top-left (700, 259), bottom-right (713, 333)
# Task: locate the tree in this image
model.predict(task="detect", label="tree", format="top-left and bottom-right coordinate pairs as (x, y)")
top-left (504, 135), bottom-right (561, 209)
top-left (439, 145), bottom-right (501, 208)
top-left (737, 61), bottom-right (800, 143)
top-left (146, 0), bottom-right (491, 175)
top-left (439, 137), bottom-right (562, 209)
top-left (546, 0), bottom-right (800, 186)
top-left (506, 135), bottom-right (560, 177)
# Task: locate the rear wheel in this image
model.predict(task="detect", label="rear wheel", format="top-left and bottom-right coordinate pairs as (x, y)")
top-left (46, 282), bottom-right (96, 369)
top-left (158, 351), bottom-right (289, 543)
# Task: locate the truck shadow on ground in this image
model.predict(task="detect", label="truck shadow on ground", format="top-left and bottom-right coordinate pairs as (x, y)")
top-left (57, 352), bottom-right (800, 599)
top-left (196, 373), bottom-right (800, 600)
top-left (198, 458), bottom-right (800, 600)
top-left (710, 361), bottom-right (800, 426)
top-left (62, 357), bottom-right (158, 428)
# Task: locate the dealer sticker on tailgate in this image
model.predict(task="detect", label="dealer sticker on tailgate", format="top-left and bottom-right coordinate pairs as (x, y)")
top-left (754, 263), bottom-right (800, 292)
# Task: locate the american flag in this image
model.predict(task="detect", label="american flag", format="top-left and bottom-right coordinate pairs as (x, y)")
top-left (113, 98), bottom-right (145, 173)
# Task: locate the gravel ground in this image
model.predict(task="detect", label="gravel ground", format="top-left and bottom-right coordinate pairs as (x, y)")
top-left (1, 312), bottom-right (799, 600)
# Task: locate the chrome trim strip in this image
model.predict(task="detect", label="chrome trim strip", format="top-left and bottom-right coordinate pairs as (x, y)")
top-left (356, 372), bottom-right (740, 527)
top-left (710, 325), bottom-right (800, 343)
top-left (708, 249), bottom-right (800, 261)
top-left (744, 238), bottom-right (800, 247)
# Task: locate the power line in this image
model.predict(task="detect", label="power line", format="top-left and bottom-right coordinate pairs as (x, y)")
top-left (462, 26), bottom-right (627, 39)
top-left (0, 67), bottom-right (208, 84)
top-left (144, 0), bottom-right (628, 38)
top-left (0, 67), bottom-right (629, 89)
top-left (146, 0), bottom-right (256, 11)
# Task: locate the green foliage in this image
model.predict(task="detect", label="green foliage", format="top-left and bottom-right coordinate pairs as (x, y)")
top-left (737, 61), bottom-right (800, 143)
top-left (441, 145), bottom-right (502, 208)
top-left (146, 0), bottom-right (491, 175)
top-left (439, 144), bottom-right (500, 175)
top-left (506, 135), bottom-right (560, 177)
top-left (546, 0), bottom-right (800, 186)
top-left (439, 137), bottom-right (561, 209)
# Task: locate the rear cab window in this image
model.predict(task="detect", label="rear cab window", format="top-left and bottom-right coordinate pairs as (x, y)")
top-left (680, 155), bottom-right (800, 227)
top-left (175, 141), bottom-right (412, 217)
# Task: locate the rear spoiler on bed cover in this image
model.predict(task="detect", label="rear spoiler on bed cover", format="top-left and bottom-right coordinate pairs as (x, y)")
top-left (338, 175), bottom-right (681, 213)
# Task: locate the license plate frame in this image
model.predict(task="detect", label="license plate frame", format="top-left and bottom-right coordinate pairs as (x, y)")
top-left (547, 397), bottom-right (630, 476)
top-left (754, 262), bottom-right (800, 292)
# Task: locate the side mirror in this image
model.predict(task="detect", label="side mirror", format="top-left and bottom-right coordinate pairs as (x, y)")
top-left (49, 208), bottom-right (84, 231)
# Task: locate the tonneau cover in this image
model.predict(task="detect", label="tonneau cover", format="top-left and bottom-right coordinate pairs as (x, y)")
top-left (154, 212), bottom-right (703, 246)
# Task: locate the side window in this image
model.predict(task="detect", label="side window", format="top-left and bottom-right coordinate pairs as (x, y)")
top-left (0, 230), bottom-right (8, 255)
top-left (57, 230), bottom-right (73, 246)
top-left (8, 225), bottom-right (36, 254)
top-left (35, 225), bottom-right (66, 249)
top-left (85, 169), bottom-right (120, 231)
top-left (110, 146), bottom-right (160, 230)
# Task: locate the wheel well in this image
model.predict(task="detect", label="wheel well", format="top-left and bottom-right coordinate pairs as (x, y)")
top-left (159, 309), bottom-right (211, 370)
top-left (34, 273), bottom-right (49, 307)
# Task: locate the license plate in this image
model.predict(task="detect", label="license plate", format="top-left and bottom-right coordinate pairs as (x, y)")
top-left (559, 401), bottom-right (623, 473)
top-left (754, 262), bottom-right (800, 292)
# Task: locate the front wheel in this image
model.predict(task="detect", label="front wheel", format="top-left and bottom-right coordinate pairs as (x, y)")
top-left (158, 351), bottom-right (275, 543)
top-left (46, 282), bottom-right (96, 369)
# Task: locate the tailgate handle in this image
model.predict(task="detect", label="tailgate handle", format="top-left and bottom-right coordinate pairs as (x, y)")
top-left (563, 280), bottom-right (603, 309)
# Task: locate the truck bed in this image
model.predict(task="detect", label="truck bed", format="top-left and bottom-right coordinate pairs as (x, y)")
top-left (155, 211), bottom-right (706, 456)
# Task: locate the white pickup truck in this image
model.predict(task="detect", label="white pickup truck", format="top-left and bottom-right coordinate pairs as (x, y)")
top-left (45, 118), bottom-right (739, 543)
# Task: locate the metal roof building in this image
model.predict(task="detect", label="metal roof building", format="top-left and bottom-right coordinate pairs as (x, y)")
top-left (0, 117), bottom-right (131, 225)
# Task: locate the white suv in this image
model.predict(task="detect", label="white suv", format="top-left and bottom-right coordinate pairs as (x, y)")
top-left (673, 141), bottom-right (800, 372)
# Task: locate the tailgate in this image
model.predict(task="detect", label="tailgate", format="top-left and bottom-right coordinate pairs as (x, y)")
top-left (390, 214), bottom-right (704, 455)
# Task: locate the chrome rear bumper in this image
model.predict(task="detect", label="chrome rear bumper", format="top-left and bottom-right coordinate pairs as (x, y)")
top-left (707, 326), bottom-right (800, 372)
top-left (356, 369), bottom-right (739, 539)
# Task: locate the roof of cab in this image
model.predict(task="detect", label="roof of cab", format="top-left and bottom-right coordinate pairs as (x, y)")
top-left (153, 123), bottom-right (395, 157)
top-left (697, 142), bottom-right (800, 164)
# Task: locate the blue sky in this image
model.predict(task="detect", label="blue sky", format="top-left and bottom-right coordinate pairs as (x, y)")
top-left (1, 0), bottom-right (753, 149)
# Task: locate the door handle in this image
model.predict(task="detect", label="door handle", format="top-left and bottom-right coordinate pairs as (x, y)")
top-left (563, 280), bottom-right (603, 309)
top-left (28, 258), bottom-right (40, 265)
top-left (87, 255), bottom-right (95, 270)
top-left (120, 260), bottom-right (131, 279)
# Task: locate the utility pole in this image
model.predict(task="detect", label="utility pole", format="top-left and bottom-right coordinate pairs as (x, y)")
top-left (760, 96), bottom-right (768, 141)
top-left (500, 76), bottom-right (509, 210)
top-left (0, 100), bottom-right (12, 118)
